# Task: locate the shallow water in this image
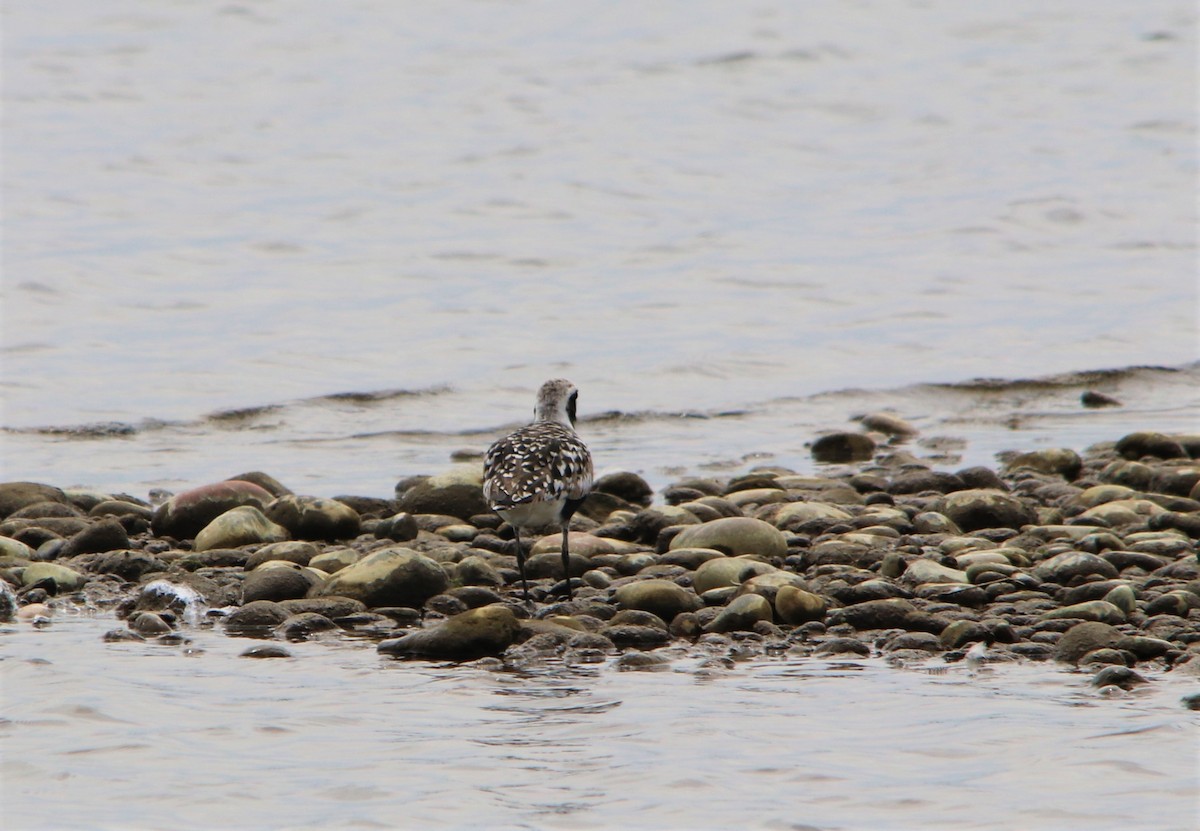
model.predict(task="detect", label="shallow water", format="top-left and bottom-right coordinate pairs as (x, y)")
top-left (2, 614), bottom-right (1197, 831)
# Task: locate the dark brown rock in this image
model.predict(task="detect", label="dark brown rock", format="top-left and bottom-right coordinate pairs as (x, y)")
top-left (62, 519), bottom-right (130, 557)
top-left (0, 483), bottom-right (70, 520)
top-left (811, 432), bottom-right (876, 463)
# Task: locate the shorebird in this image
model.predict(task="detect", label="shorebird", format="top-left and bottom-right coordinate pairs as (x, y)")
top-left (483, 379), bottom-right (594, 603)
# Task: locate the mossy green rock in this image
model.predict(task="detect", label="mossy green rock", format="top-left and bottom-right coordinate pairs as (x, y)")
top-left (309, 548), bottom-right (361, 574)
top-left (195, 506), bottom-right (289, 551)
top-left (902, 559), bottom-right (969, 585)
top-left (614, 579), bottom-right (702, 623)
top-left (774, 585), bottom-right (827, 624)
top-left (692, 556), bottom-right (779, 594)
top-left (21, 562), bottom-right (86, 591)
top-left (0, 536), bottom-right (35, 564)
top-left (669, 517), bottom-right (787, 559)
top-left (318, 546), bottom-right (448, 608)
top-left (704, 593), bottom-right (773, 633)
top-left (1041, 600), bottom-right (1126, 625)
top-left (377, 604), bottom-right (519, 660)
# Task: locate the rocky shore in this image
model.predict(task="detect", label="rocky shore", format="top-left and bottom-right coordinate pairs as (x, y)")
top-left (3, 427), bottom-right (1199, 702)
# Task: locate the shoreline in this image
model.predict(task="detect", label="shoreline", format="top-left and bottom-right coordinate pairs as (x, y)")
top-left (2, 427), bottom-right (1199, 701)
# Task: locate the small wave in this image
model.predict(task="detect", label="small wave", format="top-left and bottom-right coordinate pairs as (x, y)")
top-left (15, 421), bottom-right (141, 439)
top-left (927, 363), bottom-right (1196, 394)
top-left (313, 386), bottom-right (452, 405)
top-left (206, 404), bottom-right (285, 423)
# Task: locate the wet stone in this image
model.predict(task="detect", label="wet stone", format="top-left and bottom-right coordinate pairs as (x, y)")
top-left (395, 466), bottom-right (489, 520)
top-left (614, 651), bottom-right (671, 671)
top-left (61, 519), bottom-right (130, 557)
top-left (318, 547), bottom-right (449, 608)
top-left (225, 600), bottom-right (291, 636)
top-left (0, 482), bottom-right (70, 520)
top-left (1115, 431), bottom-right (1186, 461)
top-left (600, 624), bottom-right (673, 649)
top-left (692, 556), bottom-right (778, 594)
top-left (614, 579), bottom-right (702, 623)
top-left (669, 517), bottom-right (788, 559)
top-left (378, 604), bottom-right (520, 660)
top-left (242, 563), bottom-right (322, 603)
top-left (266, 495), bottom-right (361, 542)
top-left (934, 489), bottom-right (1036, 533)
top-left (103, 628), bottom-right (146, 643)
top-left (814, 637), bottom-right (871, 657)
top-left (1079, 648), bottom-right (1132, 667)
top-left (309, 548), bottom-right (360, 574)
top-left (374, 512), bottom-right (420, 542)
top-left (884, 631), bottom-right (941, 652)
top-left (152, 480), bottom-right (275, 540)
top-left (593, 471), bottom-right (654, 507)
top-left (276, 612), bottom-right (339, 641)
top-left (278, 596), bottom-right (366, 619)
top-left (1091, 665), bottom-right (1149, 690)
top-left (91, 550), bottom-right (169, 581)
top-left (244, 541), bottom-right (318, 570)
top-left (129, 611), bottom-right (172, 637)
top-left (811, 432), bottom-right (876, 463)
top-left (20, 563), bottom-right (86, 593)
top-left (240, 644), bottom-right (293, 659)
top-left (195, 506), bottom-right (289, 552)
top-left (704, 593), bottom-right (773, 634)
top-left (1054, 621), bottom-right (1123, 663)
top-left (774, 585), bottom-right (827, 624)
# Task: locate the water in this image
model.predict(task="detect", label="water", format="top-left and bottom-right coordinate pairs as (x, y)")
top-left (2, 4), bottom-right (1198, 828)
top-left (2, 0), bottom-right (1197, 496)
top-left (3, 614), bottom-right (1198, 831)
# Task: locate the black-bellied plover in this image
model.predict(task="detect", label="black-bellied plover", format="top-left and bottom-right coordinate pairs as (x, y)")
top-left (483, 378), bottom-right (594, 603)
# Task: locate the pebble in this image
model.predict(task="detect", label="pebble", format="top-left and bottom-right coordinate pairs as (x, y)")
top-left (317, 546), bottom-right (448, 608)
top-left (934, 489), bottom-right (1037, 532)
top-left (692, 556), bottom-right (778, 594)
top-left (377, 604), bottom-right (519, 660)
top-left (194, 506), bottom-right (289, 551)
top-left (151, 480), bottom-right (275, 539)
top-left (240, 644), bottom-right (293, 659)
top-left (669, 517), bottom-right (788, 559)
top-left (1090, 665), bottom-right (1149, 690)
top-left (265, 495), bottom-right (360, 541)
top-left (242, 562), bottom-right (323, 603)
top-left (614, 579), bottom-right (703, 623)
top-left (704, 593), bottom-right (773, 634)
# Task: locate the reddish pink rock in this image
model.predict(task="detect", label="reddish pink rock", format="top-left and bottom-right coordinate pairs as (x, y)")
top-left (151, 480), bottom-right (275, 540)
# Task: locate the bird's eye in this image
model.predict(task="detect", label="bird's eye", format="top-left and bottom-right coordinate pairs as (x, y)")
top-left (567, 391), bottom-right (578, 424)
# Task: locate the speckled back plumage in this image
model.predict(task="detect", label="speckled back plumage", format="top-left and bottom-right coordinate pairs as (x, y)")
top-left (482, 379), bottom-right (594, 519)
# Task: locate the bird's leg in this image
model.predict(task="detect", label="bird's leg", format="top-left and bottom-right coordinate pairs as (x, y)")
top-left (514, 527), bottom-right (530, 605)
top-left (561, 524), bottom-right (572, 600)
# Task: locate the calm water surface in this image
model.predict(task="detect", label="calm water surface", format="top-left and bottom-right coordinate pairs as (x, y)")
top-left (3, 614), bottom-right (1198, 831)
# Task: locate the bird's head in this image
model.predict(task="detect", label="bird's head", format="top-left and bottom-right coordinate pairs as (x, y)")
top-left (535, 378), bottom-right (580, 427)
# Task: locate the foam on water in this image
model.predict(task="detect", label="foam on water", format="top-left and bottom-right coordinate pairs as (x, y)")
top-left (139, 580), bottom-right (205, 626)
